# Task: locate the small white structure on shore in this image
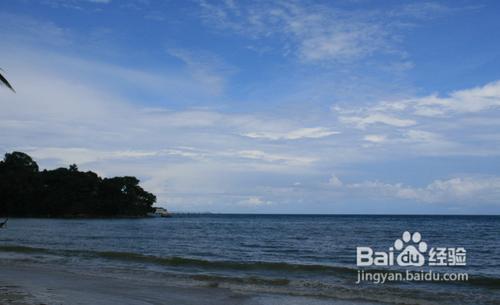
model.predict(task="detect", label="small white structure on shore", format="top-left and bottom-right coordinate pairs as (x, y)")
top-left (148, 207), bottom-right (171, 217)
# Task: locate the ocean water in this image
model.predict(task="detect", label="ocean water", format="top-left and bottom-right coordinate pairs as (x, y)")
top-left (0, 215), bottom-right (499, 304)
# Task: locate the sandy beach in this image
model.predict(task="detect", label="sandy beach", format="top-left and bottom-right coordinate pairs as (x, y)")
top-left (0, 261), bottom-right (375, 305)
top-left (0, 262), bottom-right (254, 305)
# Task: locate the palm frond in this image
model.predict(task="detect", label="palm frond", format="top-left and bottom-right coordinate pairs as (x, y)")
top-left (0, 69), bottom-right (15, 92)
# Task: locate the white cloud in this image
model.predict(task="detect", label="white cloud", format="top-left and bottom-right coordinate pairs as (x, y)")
top-left (400, 177), bottom-right (500, 203)
top-left (410, 80), bottom-right (500, 116)
top-left (349, 80), bottom-right (500, 119)
top-left (199, 1), bottom-right (389, 62)
top-left (238, 196), bottom-right (272, 206)
top-left (328, 174), bottom-right (343, 187)
top-left (334, 80), bottom-right (500, 117)
top-left (236, 150), bottom-right (315, 165)
top-left (332, 80), bottom-right (500, 158)
top-left (200, 1), bottom-right (453, 64)
top-left (340, 113), bottom-right (416, 128)
top-left (404, 130), bottom-right (439, 142)
top-left (24, 147), bottom-right (210, 165)
top-left (27, 147), bottom-right (157, 165)
top-left (390, 2), bottom-right (450, 19)
top-left (330, 175), bottom-right (500, 204)
top-left (243, 127), bottom-right (339, 140)
top-left (363, 134), bottom-right (386, 143)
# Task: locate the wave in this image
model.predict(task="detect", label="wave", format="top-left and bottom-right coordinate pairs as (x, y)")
top-left (1, 244), bottom-right (500, 290)
top-left (0, 245), bottom-right (53, 254)
top-left (0, 244), bottom-right (355, 275)
top-left (469, 276), bottom-right (500, 289)
top-left (97, 251), bottom-right (357, 275)
top-left (190, 274), bottom-right (290, 286)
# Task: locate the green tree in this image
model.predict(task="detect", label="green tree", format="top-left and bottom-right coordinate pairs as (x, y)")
top-left (0, 152), bottom-right (156, 217)
top-left (2, 152), bottom-right (39, 173)
top-left (0, 152), bottom-right (41, 216)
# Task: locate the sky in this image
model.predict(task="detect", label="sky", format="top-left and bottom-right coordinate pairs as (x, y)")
top-left (1, 0), bottom-right (500, 214)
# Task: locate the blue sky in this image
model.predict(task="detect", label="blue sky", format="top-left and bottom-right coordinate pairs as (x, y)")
top-left (1, 0), bottom-right (500, 214)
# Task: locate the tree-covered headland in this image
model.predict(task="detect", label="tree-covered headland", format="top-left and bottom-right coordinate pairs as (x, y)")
top-left (0, 151), bottom-right (156, 217)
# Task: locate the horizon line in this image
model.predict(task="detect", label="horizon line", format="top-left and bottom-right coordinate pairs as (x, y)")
top-left (168, 212), bottom-right (500, 216)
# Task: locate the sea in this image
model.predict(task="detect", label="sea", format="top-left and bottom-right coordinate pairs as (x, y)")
top-left (0, 215), bottom-right (499, 304)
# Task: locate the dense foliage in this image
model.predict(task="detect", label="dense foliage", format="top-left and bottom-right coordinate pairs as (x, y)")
top-left (0, 152), bottom-right (156, 217)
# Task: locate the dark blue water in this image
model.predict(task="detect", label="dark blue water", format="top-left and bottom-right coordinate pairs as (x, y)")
top-left (1, 215), bottom-right (499, 304)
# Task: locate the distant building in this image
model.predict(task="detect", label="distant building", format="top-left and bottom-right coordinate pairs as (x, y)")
top-left (148, 207), bottom-right (171, 217)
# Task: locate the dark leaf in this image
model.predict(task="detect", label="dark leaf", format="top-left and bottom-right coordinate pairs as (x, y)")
top-left (0, 69), bottom-right (15, 92)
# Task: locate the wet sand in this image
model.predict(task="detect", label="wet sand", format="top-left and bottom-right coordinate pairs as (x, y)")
top-left (0, 263), bottom-right (376, 305)
top-left (0, 263), bottom-right (254, 305)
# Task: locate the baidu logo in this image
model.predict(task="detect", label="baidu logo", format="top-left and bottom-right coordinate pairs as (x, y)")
top-left (357, 231), bottom-right (428, 267)
top-left (356, 231), bottom-right (468, 284)
top-left (356, 231), bottom-right (466, 267)
top-left (394, 231), bottom-right (427, 267)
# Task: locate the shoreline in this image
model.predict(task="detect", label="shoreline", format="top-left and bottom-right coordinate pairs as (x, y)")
top-left (3, 214), bottom-right (500, 219)
top-left (0, 215), bottom-right (152, 219)
top-left (0, 262), bottom-right (376, 305)
top-left (0, 262), bottom-right (254, 305)
top-left (2, 217), bottom-right (497, 305)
